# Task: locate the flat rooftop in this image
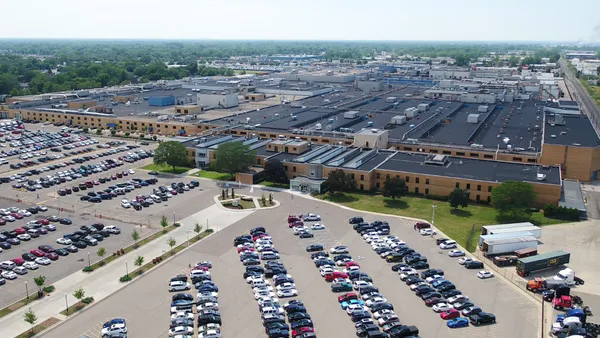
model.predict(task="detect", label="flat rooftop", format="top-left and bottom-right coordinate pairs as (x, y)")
top-left (544, 113), bottom-right (600, 147)
top-left (376, 152), bottom-right (561, 185)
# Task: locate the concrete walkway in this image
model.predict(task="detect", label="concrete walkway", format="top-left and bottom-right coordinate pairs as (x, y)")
top-left (0, 204), bottom-right (253, 338)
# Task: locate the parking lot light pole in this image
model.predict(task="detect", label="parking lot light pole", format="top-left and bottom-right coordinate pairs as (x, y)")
top-left (25, 281), bottom-right (29, 301)
top-left (65, 294), bottom-right (68, 315)
top-left (87, 252), bottom-right (91, 268)
top-left (431, 205), bottom-right (437, 226)
top-left (173, 212), bottom-right (176, 225)
top-left (126, 261), bottom-right (129, 277)
top-left (186, 230), bottom-right (191, 268)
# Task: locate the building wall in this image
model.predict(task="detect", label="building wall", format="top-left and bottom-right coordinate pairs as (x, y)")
top-left (540, 144), bottom-right (599, 181)
top-left (389, 143), bottom-right (539, 164)
top-left (197, 93), bottom-right (239, 108)
top-left (67, 101), bottom-right (97, 109)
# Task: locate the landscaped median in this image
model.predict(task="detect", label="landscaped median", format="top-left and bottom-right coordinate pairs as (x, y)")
top-left (119, 229), bottom-right (214, 283)
top-left (319, 192), bottom-right (567, 252)
top-left (0, 285), bottom-right (56, 319)
top-left (16, 317), bottom-right (61, 338)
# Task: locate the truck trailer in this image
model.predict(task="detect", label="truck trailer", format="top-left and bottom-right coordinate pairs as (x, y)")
top-left (516, 250), bottom-right (570, 277)
top-left (481, 235), bottom-right (538, 257)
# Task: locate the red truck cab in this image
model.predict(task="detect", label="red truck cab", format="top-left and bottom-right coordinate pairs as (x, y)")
top-left (552, 295), bottom-right (572, 310)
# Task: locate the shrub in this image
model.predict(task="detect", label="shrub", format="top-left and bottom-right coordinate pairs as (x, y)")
top-left (543, 204), bottom-right (580, 221)
top-left (206, 229), bottom-right (214, 234)
top-left (119, 275), bottom-right (132, 282)
top-left (174, 222), bottom-right (181, 227)
top-left (43, 286), bottom-right (55, 293)
top-left (82, 266), bottom-right (94, 273)
top-left (81, 297), bottom-right (94, 304)
top-left (120, 249), bottom-right (125, 255)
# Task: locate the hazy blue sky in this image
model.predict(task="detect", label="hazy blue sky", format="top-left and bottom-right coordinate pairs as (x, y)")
top-left (4, 0), bottom-right (600, 41)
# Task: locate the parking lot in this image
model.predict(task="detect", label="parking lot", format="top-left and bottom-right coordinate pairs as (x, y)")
top-left (0, 200), bottom-right (140, 308)
top-left (44, 188), bottom-right (539, 338)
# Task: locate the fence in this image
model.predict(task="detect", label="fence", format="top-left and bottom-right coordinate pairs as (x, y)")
top-left (465, 224), bottom-right (477, 252)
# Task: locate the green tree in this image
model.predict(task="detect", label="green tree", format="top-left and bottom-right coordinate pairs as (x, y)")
top-left (153, 141), bottom-right (188, 173)
top-left (382, 177), bottom-right (406, 199)
top-left (24, 308), bottom-right (37, 334)
top-left (97, 247), bottom-right (106, 265)
top-left (213, 142), bottom-right (255, 179)
top-left (95, 129), bottom-right (101, 135)
top-left (194, 222), bottom-right (203, 237)
top-left (160, 215), bottom-right (169, 232)
top-left (110, 129), bottom-right (116, 136)
top-left (33, 275), bottom-right (46, 292)
top-left (131, 229), bottom-right (140, 246)
top-left (167, 237), bottom-right (176, 251)
top-left (448, 188), bottom-right (470, 211)
top-left (325, 169), bottom-right (357, 195)
top-left (134, 255), bottom-right (144, 268)
top-left (492, 181), bottom-right (535, 219)
top-left (263, 158), bottom-right (288, 183)
top-left (73, 288), bottom-right (85, 302)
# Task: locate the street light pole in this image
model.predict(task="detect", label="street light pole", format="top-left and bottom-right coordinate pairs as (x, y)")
top-left (25, 281), bottom-right (29, 301)
top-left (173, 212), bottom-right (176, 225)
top-left (65, 294), bottom-right (68, 315)
top-left (186, 230), bottom-right (191, 268)
top-left (87, 252), bottom-right (91, 268)
top-left (126, 261), bottom-right (129, 277)
top-left (431, 205), bottom-right (437, 226)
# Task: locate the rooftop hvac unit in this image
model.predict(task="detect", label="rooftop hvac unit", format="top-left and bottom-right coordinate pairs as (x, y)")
top-left (503, 137), bottom-right (510, 144)
top-left (315, 123), bottom-right (322, 130)
top-left (391, 115), bottom-right (406, 125)
top-left (385, 97), bottom-right (397, 103)
top-left (328, 118), bottom-right (334, 124)
top-left (417, 103), bottom-right (430, 112)
top-left (467, 114), bottom-right (480, 124)
top-left (371, 128), bottom-right (379, 133)
top-left (537, 173), bottom-right (546, 181)
top-left (344, 111), bottom-right (359, 119)
top-left (478, 105), bottom-right (489, 113)
top-left (367, 121), bottom-right (374, 127)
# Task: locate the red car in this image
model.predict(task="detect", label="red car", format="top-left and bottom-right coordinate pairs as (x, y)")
top-left (0, 219), bottom-right (5, 225)
top-left (31, 249), bottom-right (46, 257)
top-left (440, 309), bottom-right (460, 320)
top-left (325, 271), bottom-right (348, 282)
top-left (292, 327), bottom-right (314, 337)
top-left (287, 215), bottom-right (300, 223)
top-left (14, 228), bottom-right (26, 235)
top-left (345, 262), bottom-right (360, 268)
top-left (38, 219), bottom-right (50, 225)
top-left (11, 213), bottom-right (24, 219)
top-left (288, 220), bottom-right (304, 228)
top-left (253, 234), bottom-right (266, 242)
top-left (237, 247), bottom-right (255, 254)
top-left (47, 253), bottom-right (59, 260)
top-left (338, 292), bottom-right (359, 303)
top-left (12, 258), bottom-right (25, 266)
top-left (93, 181), bottom-right (100, 185)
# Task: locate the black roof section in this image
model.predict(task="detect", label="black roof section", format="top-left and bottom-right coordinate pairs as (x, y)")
top-left (544, 113), bottom-right (600, 147)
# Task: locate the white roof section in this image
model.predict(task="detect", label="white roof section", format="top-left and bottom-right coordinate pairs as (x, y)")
top-left (483, 235), bottom-right (537, 245)
top-left (482, 222), bottom-right (536, 232)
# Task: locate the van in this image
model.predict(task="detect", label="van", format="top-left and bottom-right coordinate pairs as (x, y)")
top-left (190, 269), bottom-right (210, 278)
top-left (27, 229), bottom-right (40, 238)
top-left (0, 261), bottom-right (16, 270)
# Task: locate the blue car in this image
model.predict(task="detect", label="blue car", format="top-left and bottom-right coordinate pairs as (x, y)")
top-left (341, 299), bottom-right (364, 310)
top-left (432, 279), bottom-right (450, 288)
top-left (103, 318), bottom-right (126, 329)
top-left (447, 318), bottom-right (469, 328)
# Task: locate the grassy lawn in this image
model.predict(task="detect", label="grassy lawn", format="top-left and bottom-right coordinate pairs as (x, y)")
top-left (193, 170), bottom-right (231, 181)
top-left (142, 163), bottom-right (191, 175)
top-left (319, 192), bottom-right (568, 252)
top-left (259, 181), bottom-right (289, 189)
top-left (580, 79), bottom-right (600, 107)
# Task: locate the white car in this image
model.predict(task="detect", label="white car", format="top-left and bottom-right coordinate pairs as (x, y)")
top-left (409, 282), bottom-right (429, 291)
top-left (330, 246), bottom-right (349, 254)
top-left (251, 279), bottom-right (270, 289)
top-left (198, 329), bottom-right (221, 338)
top-left (1, 270), bottom-right (17, 279)
top-left (448, 295), bottom-right (469, 304)
top-left (420, 229), bottom-right (435, 236)
top-left (364, 235), bottom-right (379, 243)
top-left (448, 249), bottom-right (465, 257)
top-left (3, 216), bottom-right (15, 222)
top-left (293, 226), bottom-right (309, 235)
top-left (277, 288), bottom-right (298, 298)
top-left (247, 275), bottom-right (265, 285)
top-left (101, 322), bottom-right (127, 336)
top-left (439, 240), bottom-right (457, 249)
top-left (23, 262), bottom-right (39, 270)
top-left (400, 270), bottom-right (418, 281)
top-left (35, 257), bottom-right (51, 265)
top-left (254, 290), bottom-right (276, 300)
top-left (170, 311), bottom-right (194, 320)
top-left (377, 314), bottom-right (400, 326)
top-left (19, 210), bottom-right (32, 217)
top-left (343, 266), bottom-right (360, 274)
top-left (432, 303), bottom-right (453, 312)
top-left (425, 275), bottom-right (444, 283)
top-left (336, 258), bottom-right (353, 266)
top-left (168, 281), bottom-right (190, 292)
top-left (121, 199), bottom-right (131, 208)
top-left (458, 257), bottom-right (474, 265)
top-left (197, 302), bottom-right (219, 311)
top-left (373, 309), bottom-right (394, 320)
top-left (56, 238), bottom-right (72, 245)
top-left (252, 285), bottom-right (274, 293)
top-left (353, 280), bottom-right (373, 290)
top-left (346, 304), bottom-right (369, 315)
top-left (276, 282), bottom-right (296, 291)
top-left (169, 326), bottom-right (193, 337)
top-left (310, 223), bottom-right (325, 230)
top-left (320, 267), bottom-right (334, 276)
top-left (302, 213), bottom-right (321, 221)
top-left (14, 266), bottom-right (28, 275)
top-left (366, 297), bottom-right (387, 307)
top-left (128, 169), bottom-right (135, 174)
top-left (477, 270), bottom-right (494, 279)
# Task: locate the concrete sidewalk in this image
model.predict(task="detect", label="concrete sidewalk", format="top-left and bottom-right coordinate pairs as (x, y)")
top-left (0, 204), bottom-right (253, 338)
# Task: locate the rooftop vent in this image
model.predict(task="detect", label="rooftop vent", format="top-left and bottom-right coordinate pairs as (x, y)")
top-left (537, 173), bottom-right (546, 181)
top-left (423, 154), bottom-right (449, 167)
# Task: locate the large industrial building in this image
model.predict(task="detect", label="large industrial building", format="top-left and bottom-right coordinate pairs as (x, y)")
top-left (2, 71), bottom-right (599, 210)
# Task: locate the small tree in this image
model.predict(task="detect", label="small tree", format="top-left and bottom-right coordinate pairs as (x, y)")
top-left (82, 127), bottom-right (89, 133)
top-left (263, 158), bottom-right (289, 183)
top-left (492, 181), bottom-right (536, 220)
top-left (97, 247), bottom-right (106, 265)
top-left (131, 229), bottom-right (140, 247)
top-left (134, 255), bottom-right (144, 268)
top-left (194, 222), bottom-right (203, 237)
top-left (213, 142), bottom-right (256, 179)
top-left (221, 189), bottom-right (226, 200)
top-left (73, 288), bottom-right (85, 302)
top-left (261, 194), bottom-right (267, 206)
top-left (167, 237), bottom-right (176, 252)
top-left (111, 129), bottom-right (116, 136)
top-left (269, 193), bottom-right (273, 205)
top-left (382, 177), bottom-right (406, 199)
top-left (325, 169), bottom-right (357, 195)
top-left (96, 129), bottom-right (101, 135)
top-left (152, 135), bottom-right (158, 141)
top-left (231, 188), bottom-right (235, 198)
top-left (24, 308), bottom-right (37, 334)
top-left (160, 215), bottom-right (169, 233)
top-left (33, 275), bottom-right (46, 292)
top-left (448, 188), bottom-right (470, 211)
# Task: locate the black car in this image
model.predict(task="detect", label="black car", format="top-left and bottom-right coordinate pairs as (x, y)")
top-left (405, 277), bottom-right (425, 286)
top-left (290, 319), bottom-right (313, 330)
top-left (370, 302), bottom-right (394, 312)
top-left (356, 323), bottom-right (381, 337)
top-left (0, 242), bottom-right (11, 250)
top-left (469, 312), bottom-right (496, 325)
top-left (410, 261), bottom-right (430, 270)
top-left (438, 283), bottom-right (456, 292)
top-left (22, 253), bottom-right (36, 261)
top-left (65, 245), bottom-right (79, 253)
top-left (287, 311), bottom-right (311, 321)
top-left (73, 241), bottom-right (87, 249)
top-left (197, 314), bottom-right (221, 326)
top-left (454, 301), bottom-right (475, 311)
top-left (385, 253), bottom-right (404, 263)
top-left (441, 289), bottom-right (462, 298)
top-left (7, 238), bottom-right (20, 245)
top-left (405, 255), bottom-right (427, 264)
top-left (414, 286), bottom-right (436, 296)
top-left (170, 318), bottom-right (194, 329)
top-left (306, 244), bottom-right (324, 252)
top-left (310, 252), bottom-right (329, 259)
top-left (421, 292), bottom-right (443, 300)
top-left (59, 218), bottom-right (72, 225)
top-left (55, 248), bottom-right (69, 256)
top-left (285, 304), bottom-right (307, 314)
top-left (91, 234), bottom-right (104, 241)
top-left (349, 216), bottom-right (364, 224)
top-left (465, 261), bottom-right (484, 269)
top-left (267, 328), bottom-right (289, 338)
top-left (421, 269), bottom-right (444, 279)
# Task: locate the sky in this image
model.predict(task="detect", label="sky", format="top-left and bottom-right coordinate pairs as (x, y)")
top-left (3, 0), bottom-right (600, 42)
